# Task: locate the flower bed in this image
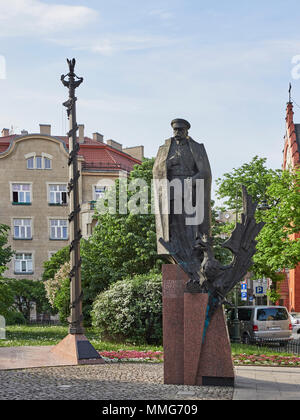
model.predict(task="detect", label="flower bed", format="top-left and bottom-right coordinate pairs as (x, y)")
top-left (99, 350), bottom-right (300, 367)
top-left (233, 354), bottom-right (300, 367)
top-left (100, 350), bottom-right (164, 363)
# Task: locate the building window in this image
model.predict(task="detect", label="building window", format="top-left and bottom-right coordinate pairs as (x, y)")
top-left (14, 253), bottom-right (33, 274)
top-left (12, 184), bottom-right (31, 205)
top-left (27, 157), bottom-right (34, 169)
top-left (13, 219), bottom-right (32, 240)
top-left (44, 158), bottom-right (51, 169)
top-left (49, 185), bottom-right (68, 205)
top-left (26, 154), bottom-right (52, 170)
top-left (50, 220), bottom-right (68, 240)
top-left (94, 186), bottom-right (107, 201)
top-left (36, 156), bottom-right (42, 170)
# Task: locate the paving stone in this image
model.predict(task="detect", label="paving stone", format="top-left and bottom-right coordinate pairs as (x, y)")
top-left (0, 364), bottom-right (234, 401)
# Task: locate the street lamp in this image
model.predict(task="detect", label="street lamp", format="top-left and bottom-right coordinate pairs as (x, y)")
top-left (52, 59), bottom-right (104, 365)
top-left (231, 286), bottom-right (241, 344)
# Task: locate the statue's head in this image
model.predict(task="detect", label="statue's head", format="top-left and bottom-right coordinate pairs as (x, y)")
top-left (171, 119), bottom-right (191, 141)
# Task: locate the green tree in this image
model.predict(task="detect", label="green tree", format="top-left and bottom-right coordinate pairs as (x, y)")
top-left (216, 157), bottom-right (300, 291)
top-left (81, 158), bottom-right (165, 321)
top-left (42, 246), bottom-right (69, 281)
top-left (0, 279), bottom-right (14, 317)
top-left (7, 279), bottom-right (52, 321)
top-left (216, 156), bottom-right (282, 212)
top-left (0, 224), bottom-right (13, 275)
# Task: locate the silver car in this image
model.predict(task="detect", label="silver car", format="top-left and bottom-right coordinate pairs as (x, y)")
top-left (228, 306), bottom-right (293, 345)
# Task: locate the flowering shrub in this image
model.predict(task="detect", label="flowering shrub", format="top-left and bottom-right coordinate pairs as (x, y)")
top-left (92, 273), bottom-right (162, 345)
top-left (44, 262), bottom-right (70, 323)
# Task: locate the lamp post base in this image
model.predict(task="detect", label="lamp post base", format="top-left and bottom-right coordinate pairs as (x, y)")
top-left (51, 334), bottom-right (105, 366)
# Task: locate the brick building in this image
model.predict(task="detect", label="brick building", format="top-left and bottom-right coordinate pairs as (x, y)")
top-left (0, 125), bottom-right (143, 281)
top-left (279, 101), bottom-right (300, 311)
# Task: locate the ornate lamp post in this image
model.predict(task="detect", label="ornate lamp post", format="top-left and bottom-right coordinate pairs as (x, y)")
top-left (52, 59), bottom-right (103, 364)
top-left (61, 58), bottom-right (84, 335)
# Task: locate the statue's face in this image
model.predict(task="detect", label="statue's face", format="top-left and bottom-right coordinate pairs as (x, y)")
top-left (173, 127), bottom-right (188, 140)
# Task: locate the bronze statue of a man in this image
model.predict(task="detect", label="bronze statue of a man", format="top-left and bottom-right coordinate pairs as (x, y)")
top-left (153, 119), bottom-right (212, 287)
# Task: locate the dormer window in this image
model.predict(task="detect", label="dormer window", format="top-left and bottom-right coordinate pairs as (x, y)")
top-left (25, 153), bottom-right (52, 170)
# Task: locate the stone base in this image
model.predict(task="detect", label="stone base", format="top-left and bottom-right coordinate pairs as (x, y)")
top-left (162, 265), bottom-right (235, 387)
top-left (162, 265), bottom-right (189, 385)
top-left (51, 334), bottom-right (106, 366)
top-left (184, 294), bottom-right (234, 387)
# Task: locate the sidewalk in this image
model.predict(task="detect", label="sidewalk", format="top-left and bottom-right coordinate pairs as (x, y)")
top-left (1, 346), bottom-right (300, 400)
top-left (234, 366), bottom-right (300, 400)
top-left (0, 346), bottom-right (75, 370)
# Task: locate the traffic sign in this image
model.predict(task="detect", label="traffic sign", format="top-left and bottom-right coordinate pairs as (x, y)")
top-left (241, 292), bottom-right (247, 301)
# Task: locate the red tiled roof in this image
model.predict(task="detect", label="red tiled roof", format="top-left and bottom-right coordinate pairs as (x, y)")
top-left (0, 142), bottom-right (10, 153)
top-left (0, 134), bottom-right (141, 172)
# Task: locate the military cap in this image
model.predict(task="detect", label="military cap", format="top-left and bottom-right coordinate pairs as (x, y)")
top-left (171, 119), bottom-right (191, 130)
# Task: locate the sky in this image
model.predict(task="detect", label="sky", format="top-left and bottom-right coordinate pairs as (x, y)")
top-left (1, 0), bottom-right (300, 196)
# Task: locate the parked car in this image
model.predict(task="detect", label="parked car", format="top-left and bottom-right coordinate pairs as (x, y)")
top-left (227, 306), bottom-right (293, 345)
top-left (290, 313), bottom-right (300, 335)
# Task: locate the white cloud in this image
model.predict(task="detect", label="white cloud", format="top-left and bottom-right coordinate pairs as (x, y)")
top-left (49, 34), bottom-right (175, 56)
top-left (0, 0), bottom-right (97, 37)
top-left (149, 9), bottom-right (173, 21)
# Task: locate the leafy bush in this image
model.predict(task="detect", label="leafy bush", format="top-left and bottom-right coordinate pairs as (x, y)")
top-left (0, 280), bottom-right (14, 317)
top-left (92, 272), bottom-right (162, 345)
top-left (5, 311), bottom-right (26, 326)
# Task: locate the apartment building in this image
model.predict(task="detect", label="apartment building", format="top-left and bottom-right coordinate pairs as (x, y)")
top-left (0, 125), bottom-right (143, 280)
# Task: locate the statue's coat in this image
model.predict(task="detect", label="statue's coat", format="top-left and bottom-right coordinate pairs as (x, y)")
top-left (153, 137), bottom-right (212, 255)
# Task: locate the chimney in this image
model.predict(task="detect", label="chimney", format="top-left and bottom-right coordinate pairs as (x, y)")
top-left (40, 124), bottom-right (51, 136)
top-left (21, 130), bottom-right (29, 136)
top-left (107, 139), bottom-right (122, 151)
top-left (122, 146), bottom-right (144, 161)
top-left (1, 128), bottom-right (10, 137)
top-left (78, 124), bottom-right (85, 144)
top-left (93, 132), bottom-right (104, 143)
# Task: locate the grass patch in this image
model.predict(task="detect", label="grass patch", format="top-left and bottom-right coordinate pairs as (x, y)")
top-left (0, 325), bottom-right (163, 352)
top-left (0, 326), bottom-right (297, 363)
top-left (231, 343), bottom-right (295, 358)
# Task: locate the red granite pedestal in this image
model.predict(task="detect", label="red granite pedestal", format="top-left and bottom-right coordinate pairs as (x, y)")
top-left (184, 294), bottom-right (235, 387)
top-left (162, 264), bottom-right (235, 387)
top-left (162, 265), bottom-right (189, 385)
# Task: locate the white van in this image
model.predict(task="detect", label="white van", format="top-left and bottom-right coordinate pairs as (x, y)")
top-left (228, 306), bottom-right (293, 345)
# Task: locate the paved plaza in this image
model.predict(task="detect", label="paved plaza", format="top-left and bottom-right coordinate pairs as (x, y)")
top-left (0, 363), bottom-right (233, 400)
top-left (0, 346), bottom-right (300, 400)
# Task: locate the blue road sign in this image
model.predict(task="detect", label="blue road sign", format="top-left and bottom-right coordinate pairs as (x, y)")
top-left (241, 292), bottom-right (248, 301)
top-left (256, 286), bottom-right (264, 295)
